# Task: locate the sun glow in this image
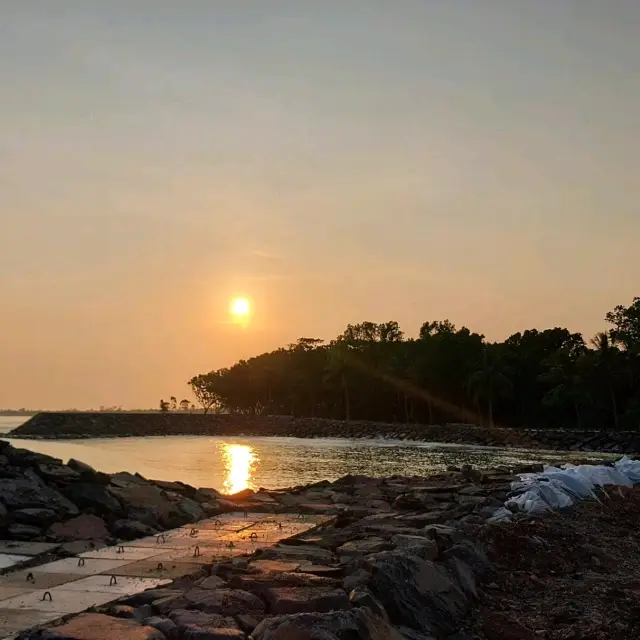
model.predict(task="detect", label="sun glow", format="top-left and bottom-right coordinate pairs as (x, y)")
top-left (221, 444), bottom-right (257, 494)
top-left (230, 297), bottom-right (250, 318)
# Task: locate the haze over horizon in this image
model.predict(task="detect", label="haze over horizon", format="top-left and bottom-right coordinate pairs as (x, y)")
top-left (2, 2), bottom-right (639, 409)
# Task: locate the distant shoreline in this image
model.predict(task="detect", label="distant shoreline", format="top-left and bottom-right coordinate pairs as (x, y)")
top-left (9, 411), bottom-right (640, 454)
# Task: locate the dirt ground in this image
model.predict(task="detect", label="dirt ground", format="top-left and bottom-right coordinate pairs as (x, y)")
top-left (463, 486), bottom-right (640, 640)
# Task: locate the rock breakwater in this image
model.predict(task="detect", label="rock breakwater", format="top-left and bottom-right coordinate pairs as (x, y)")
top-left (10, 412), bottom-right (640, 453)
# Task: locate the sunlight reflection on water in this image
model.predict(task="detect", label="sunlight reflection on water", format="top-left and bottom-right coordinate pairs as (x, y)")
top-left (221, 443), bottom-right (258, 493)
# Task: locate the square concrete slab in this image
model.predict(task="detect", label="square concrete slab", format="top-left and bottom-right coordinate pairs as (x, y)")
top-left (0, 542), bottom-right (60, 557)
top-left (34, 558), bottom-right (132, 576)
top-left (110, 559), bottom-right (204, 580)
top-left (57, 575), bottom-right (171, 595)
top-left (79, 546), bottom-right (167, 561)
top-left (0, 609), bottom-right (64, 636)
top-left (0, 588), bottom-right (124, 615)
top-left (0, 556), bottom-right (31, 572)
top-left (0, 572), bottom-right (84, 590)
top-left (0, 587), bottom-right (35, 603)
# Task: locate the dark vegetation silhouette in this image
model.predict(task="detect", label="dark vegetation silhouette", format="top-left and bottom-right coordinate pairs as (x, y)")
top-left (188, 298), bottom-right (640, 431)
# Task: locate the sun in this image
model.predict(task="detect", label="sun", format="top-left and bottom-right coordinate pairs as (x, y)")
top-left (230, 297), bottom-right (250, 318)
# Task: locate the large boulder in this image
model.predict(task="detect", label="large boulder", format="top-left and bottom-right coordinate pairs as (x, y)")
top-left (47, 514), bottom-right (111, 542)
top-left (107, 476), bottom-right (184, 529)
top-left (362, 550), bottom-right (468, 637)
top-left (110, 519), bottom-right (159, 540)
top-left (184, 588), bottom-right (264, 615)
top-left (63, 483), bottom-right (123, 516)
top-left (0, 469), bottom-right (79, 518)
top-left (36, 613), bottom-right (165, 639)
top-left (252, 608), bottom-right (405, 640)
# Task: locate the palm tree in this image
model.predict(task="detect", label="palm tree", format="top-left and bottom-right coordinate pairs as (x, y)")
top-left (590, 331), bottom-right (622, 430)
top-left (467, 347), bottom-right (513, 428)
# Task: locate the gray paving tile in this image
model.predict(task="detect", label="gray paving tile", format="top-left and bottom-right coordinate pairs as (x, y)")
top-left (0, 572), bottom-right (84, 590)
top-left (0, 542), bottom-right (60, 557)
top-left (57, 575), bottom-right (171, 595)
top-left (0, 588), bottom-right (122, 614)
top-left (0, 609), bottom-right (63, 636)
top-left (0, 587), bottom-right (35, 603)
top-left (0, 556), bottom-right (31, 572)
top-left (34, 558), bottom-right (132, 576)
top-left (79, 546), bottom-right (167, 561)
top-left (110, 559), bottom-right (205, 580)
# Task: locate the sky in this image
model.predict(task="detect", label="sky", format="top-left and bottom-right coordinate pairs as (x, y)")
top-left (1, 1), bottom-right (639, 409)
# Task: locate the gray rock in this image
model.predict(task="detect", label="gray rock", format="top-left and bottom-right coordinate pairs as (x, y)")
top-left (64, 483), bottom-right (123, 516)
top-left (252, 608), bottom-right (405, 640)
top-left (184, 588), bottom-right (264, 615)
top-left (7, 523), bottom-right (42, 540)
top-left (168, 609), bottom-right (241, 639)
top-left (144, 616), bottom-right (179, 640)
top-left (12, 507), bottom-right (58, 526)
top-left (265, 586), bottom-right (350, 615)
top-left (363, 550), bottom-right (468, 637)
top-left (349, 586), bottom-right (388, 619)
top-left (6, 448), bottom-right (62, 467)
top-left (0, 501), bottom-right (8, 528)
top-left (68, 458), bottom-right (110, 484)
top-left (343, 568), bottom-right (372, 591)
top-left (337, 537), bottom-right (393, 557)
top-left (47, 514), bottom-right (110, 542)
top-left (110, 519), bottom-right (159, 540)
top-left (442, 540), bottom-right (489, 576)
top-left (391, 535), bottom-right (438, 560)
top-left (0, 470), bottom-right (79, 517)
top-left (36, 462), bottom-right (81, 483)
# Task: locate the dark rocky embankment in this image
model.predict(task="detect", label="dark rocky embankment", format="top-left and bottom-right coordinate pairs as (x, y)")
top-left (14, 457), bottom-right (640, 640)
top-left (10, 411), bottom-right (640, 453)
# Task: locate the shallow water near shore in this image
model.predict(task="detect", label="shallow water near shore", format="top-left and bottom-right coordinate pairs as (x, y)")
top-left (0, 417), bottom-right (613, 493)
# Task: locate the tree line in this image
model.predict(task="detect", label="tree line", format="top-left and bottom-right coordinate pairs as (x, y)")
top-left (188, 297), bottom-right (640, 431)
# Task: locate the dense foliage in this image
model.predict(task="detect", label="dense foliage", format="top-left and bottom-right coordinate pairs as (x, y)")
top-left (189, 297), bottom-right (640, 430)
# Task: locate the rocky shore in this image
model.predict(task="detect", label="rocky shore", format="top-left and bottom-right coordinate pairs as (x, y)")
top-left (11, 412), bottom-right (640, 454)
top-left (3, 436), bottom-right (636, 639)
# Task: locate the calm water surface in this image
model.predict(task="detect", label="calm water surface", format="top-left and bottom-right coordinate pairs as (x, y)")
top-left (0, 416), bottom-right (609, 493)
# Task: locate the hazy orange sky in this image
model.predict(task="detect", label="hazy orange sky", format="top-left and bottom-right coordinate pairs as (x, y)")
top-left (1, 2), bottom-right (639, 409)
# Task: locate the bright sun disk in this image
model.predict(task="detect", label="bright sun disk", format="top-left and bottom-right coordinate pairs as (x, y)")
top-left (230, 297), bottom-right (250, 317)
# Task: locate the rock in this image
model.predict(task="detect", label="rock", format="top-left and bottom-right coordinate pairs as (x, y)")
top-left (107, 479), bottom-right (183, 529)
top-left (64, 483), bottom-right (123, 516)
top-left (348, 586), bottom-right (388, 619)
top-left (363, 551), bottom-right (468, 637)
top-left (184, 588), bottom-right (265, 615)
top-left (230, 572), bottom-right (339, 595)
top-left (36, 462), bottom-right (81, 483)
top-left (259, 544), bottom-right (334, 565)
top-left (153, 479), bottom-right (196, 496)
top-left (111, 519), bottom-right (159, 540)
top-left (442, 540), bottom-right (489, 575)
top-left (0, 501), bottom-right (8, 528)
top-left (236, 614), bottom-right (261, 634)
top-left (0, 471), bottom-right (79, 517)
top-left (337, 537), bottom-right (393, 557)
top-left (6, 448), bottom-right (62, 467)
top-left (152, 594), bottom-right (190, 614)
top-left (252, 608), bottom-right (405, 640)
top-left (68, 458), bottom-right (111, 484)
top-left (265, 586), bottom-right (350, 614)
top-left (170, 494), bottom-right (204, 522)
top-left (197, 575), bottom-right (228, 590)
top-left (143, 616), bottom-right (178, 640)
top-left (38, 613), bottom-right (166, 639)
top-left (12, 507), bottom-right (58, 525)
top-left (7, 523), bottom-right (42, 540)
top-left (226, 488), bottom-right (255, 502)
top-left (296, 564), bottom-right (343, 578)
top-left (343, 568), bottom-right (373, 592)
top-left (194, 487), bottom-right (223, 503)
top-left (118, 589), bottom-right (185, 607)
top-left (47, 514), bottom-right (110, 541)
top-left (168, 609), bottom-right (241, 638)
top-left (391, 535), bottom-right (438, 560)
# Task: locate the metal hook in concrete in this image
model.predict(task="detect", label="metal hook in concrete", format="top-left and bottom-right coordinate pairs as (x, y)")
top-left (109, 575), bottom-right (118, 586)
top-left (77, 558), bottom-right (85, 567)
top-left (249, 532), bottom-right (258, 541)
top-left (157, 562), bottom-right (164, 571)
top-left (42, 592), bottom-right (52, 602)
top-left (157, 534), bottom-right (166, 544)
top-left (117, 545), bottom-right (125, 554)
top-left (193, 545), bottom-right (200, 558)
top-left (213, 519), bottom-right (222, 527)
top-left (190, 528), bottom-right (198, 537)
top-left (26, 572), bottom-right (34, 583)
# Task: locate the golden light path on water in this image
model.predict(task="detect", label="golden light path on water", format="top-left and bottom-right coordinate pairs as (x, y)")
top-left (221, 443), bottom-right (258, 494)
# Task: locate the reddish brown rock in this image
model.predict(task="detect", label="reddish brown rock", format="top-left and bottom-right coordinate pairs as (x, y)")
top-left (47, 514), bottom-right (110, 541)
top-left (265, 586), bottom-right (350, 615)
top-left (41, 613), bottom-right (165, 639)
